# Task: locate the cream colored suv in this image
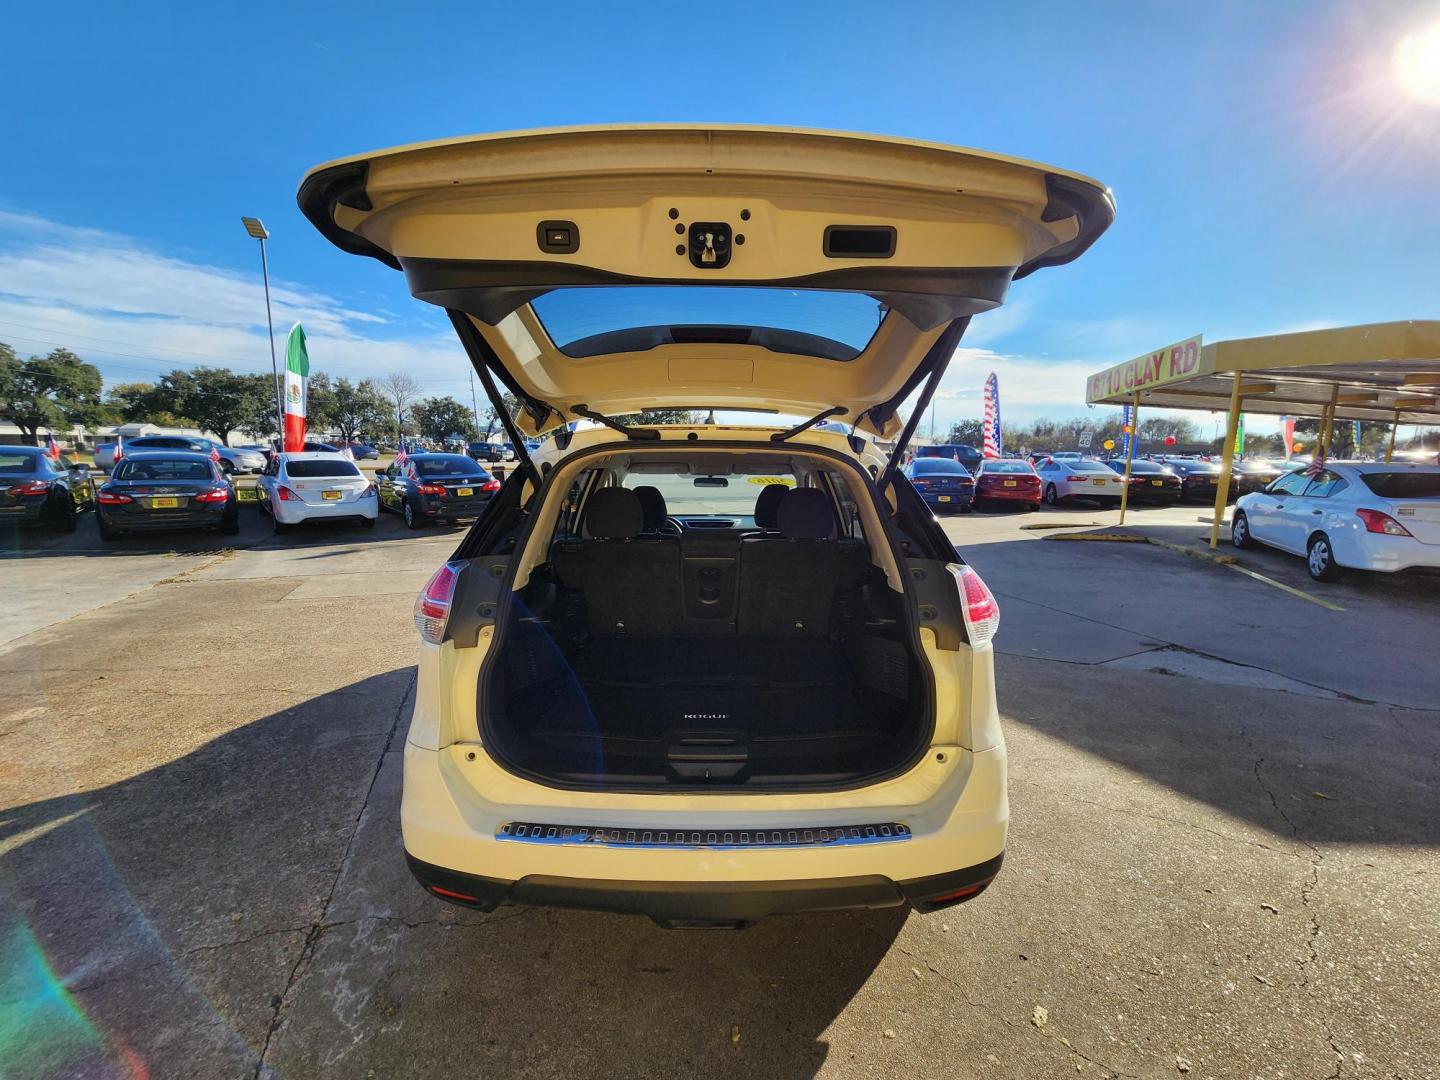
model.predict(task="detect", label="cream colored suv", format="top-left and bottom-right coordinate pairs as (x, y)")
top-left (300, 126), bottom-right (1113, 926)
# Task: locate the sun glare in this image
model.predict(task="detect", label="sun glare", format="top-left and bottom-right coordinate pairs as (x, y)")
top-left (1393, 17), bottom-right (1440, 105)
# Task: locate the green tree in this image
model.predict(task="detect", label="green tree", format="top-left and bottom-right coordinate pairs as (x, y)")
top-left (105, 381), bottom-right (188, 426)
top-left (945, 419), bottom-right (984, 445)
top-left (0, 345), bottom-right (105, 444)
top-left (613, 408), bottom-right (697, 425)
top-left (412, 396), bottom-right (477, 443)
top-left (158, 367), bottom-right (272, 445)
top-left (328, 378), bottom-right (390, 445)
top-left (479, 391), bottom-right (521, 438)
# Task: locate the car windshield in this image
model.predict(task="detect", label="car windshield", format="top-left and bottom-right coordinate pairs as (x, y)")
top-left (286, 459), bottom-right (362, 478)
top-left (0, 451), bottom-right (41, 473)
top-left (913, 459), bottom-right (971, 475)
top-left (621, 471), bottom-right (795, 516)
top-left (414, 456), bottom-right (487, 478)
top-left (531, 286), bottom-right (884, 360)
top-left (1360, 471), bottom-right (1440, 498)
top-left (981, 461), bottom-right (1032, 474)
top-left (113, 458), bottom-right (213, 480)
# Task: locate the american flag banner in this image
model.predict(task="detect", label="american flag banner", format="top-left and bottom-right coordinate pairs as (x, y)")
top-left (45, 433), bottom-right (61, 458)
top-left (1306, 452), bottom-right (1326, 478)
top-left (1121, 403), bottom-right (1134, 457)
top-left (396, 438), bottom-right (409, 466)
top-left (982, 372), bottom-right (1002, 458)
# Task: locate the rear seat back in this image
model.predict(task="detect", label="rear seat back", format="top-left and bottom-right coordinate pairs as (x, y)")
top-left (738, 488), bottom-right (869, 635)
top-left (553, 487), bottom-right (682, 634)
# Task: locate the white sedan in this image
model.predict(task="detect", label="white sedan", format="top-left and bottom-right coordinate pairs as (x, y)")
top-left (255, 452), bottom-right (378, 534)
top-left (1035, 457), bottom-right (1126, 504)
top-left (1232, 462), bottom-right (1440, 581)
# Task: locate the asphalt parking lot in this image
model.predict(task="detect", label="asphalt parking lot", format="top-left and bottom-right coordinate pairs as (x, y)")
top-left (1, 498), bottom-right (1436, 1079)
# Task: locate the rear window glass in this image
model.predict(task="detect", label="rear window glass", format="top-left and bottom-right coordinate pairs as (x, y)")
top-left (1121, 461), bottom-right (1170, 474)
top-left (286, 459), bottom-right (361, 478)
top-left (620, 471), bottom-right (796, 516)
top-left (114, 458), bottom-right (214, 480)
top-left (1360, 471), bottom-right (1440, 498)
top-left (0, 451), bottom-right (41, 473)
top-left (912, 458), bottom-right (971, 475)
top-left (132, 437), bottom-right (204, 451)
top-left (532, 286), bottom-right (883, 360)
top-left (980, 461), bottom-right (1032, 474)
top-left (1068, 462), bottom-right (1114, 474)
top-left (414, 456), bottom-right (489, 478)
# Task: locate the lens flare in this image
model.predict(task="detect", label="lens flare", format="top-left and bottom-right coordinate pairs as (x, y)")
top-left (1393, 18), bottom-right (1440, 105)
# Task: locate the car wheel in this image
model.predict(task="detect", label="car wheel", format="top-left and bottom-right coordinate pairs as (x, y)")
top-left (360, 515), bottom-right (375, 529)
top-left (1231, 510), bottom-right (1255, 549)
top-left (403, 500), bottom-right (421, 530)
top-left (221, 512), bottom-right (241, 536)
top-left (272, 512), bottom-right (290, 535)
top-left (219, 459), bottom-right (234, 476)
top-left (52, 492), bottom-right (79, 533)
top-left (1306, 533), bottom-right (1342, 582)
top-left (1044, 484), bottom-right (1059, 506)
top-left (1028, 503), bottom-right (1040, 512)
top-left (97, 515), bottom-right (119, 542)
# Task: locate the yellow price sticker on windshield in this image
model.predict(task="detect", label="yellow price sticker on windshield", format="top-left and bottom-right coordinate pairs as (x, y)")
top-left (746, 476), bottom-right (795, 486)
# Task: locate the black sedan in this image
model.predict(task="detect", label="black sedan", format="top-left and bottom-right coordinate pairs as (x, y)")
top-left (1230, 458), bottom-right (1288, 496)
top-left (466, 442), bottom-right (506, 463)
top-left (1160, 458), bottom-right (1233, 503)
top-left (901, 457), bottom-right (975, 513)
top-left (95, 452), bottom-right (239, 540)
top-left (377, 453), bottom-right (501, 528)
top-left (0, 446), bottom-right (94, 532)
top-left (1104, 459), bottom-right (1182, 503)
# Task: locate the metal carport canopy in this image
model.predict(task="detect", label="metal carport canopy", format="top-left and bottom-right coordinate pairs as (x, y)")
top-left (1085, 320), bottom-right (1440, 425)
top-left (1083, 319), bottom-right (1440, 547)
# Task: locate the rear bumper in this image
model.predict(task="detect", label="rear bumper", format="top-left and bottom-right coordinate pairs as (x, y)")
top-left (273, 497), bottom-right (378, 523)
top-left (406, 851), bottom-right (1003, 926)
top-left (977, 486), bottom-right (1039, 503)
top-left (98, 506), bottom-right (230, 530)
top-left (1332, 531), bottom-right (1440, 573)
top-left (0, 499), bottom-right (47, 524)
top-left (919, 491), bottom-right (973, 509)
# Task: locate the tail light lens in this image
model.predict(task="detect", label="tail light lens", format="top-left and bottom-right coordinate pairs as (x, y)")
top-left (1355, 508), bottom-right (1412, 536)
top-left (481, 479), bottom-right (501, 493)
top-left (192, 487), bottom-right (231, 503)
top-left (912, 479), bottom-right (930, 489)
top-left (276, 485), bottom-right (298, 501)
top-left (96, 490), bottom-right (133, 504)
top-left (362, 482), bottom-right (377, 497)
top-left (948, 564), bottom-right (1000, 647)
top-left (414, 561), bottom-right (463, 644)
top-left (7, 480), bottom-right (53, 496)
top-left (417, 483), bottom-right (445, 496)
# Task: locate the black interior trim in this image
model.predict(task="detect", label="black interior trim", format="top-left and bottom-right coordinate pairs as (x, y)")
top-left (295, 161), bottom-right (398, 269)
top-left (1014, 173), bottom-right (1116, 280)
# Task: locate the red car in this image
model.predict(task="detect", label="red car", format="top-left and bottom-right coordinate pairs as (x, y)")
top-left (974, 459), bottom-right (1042, 510)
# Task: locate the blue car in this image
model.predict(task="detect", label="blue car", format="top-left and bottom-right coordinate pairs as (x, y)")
top-left (901, 457), bottom-right (975, 513)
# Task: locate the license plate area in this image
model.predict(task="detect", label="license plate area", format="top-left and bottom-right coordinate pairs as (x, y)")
top-left (456, 487), bottom-right (473, 496)
top-left (151, 497), bottom-right (179, 508)
top-left (1091, 478), bottom-right (1107, 486)
top-left (1003, 480), bottom-right (1017, 487)
top-left (322, 490), bottom-right (343, 500)
top-left (938, 495), bottom-right (952, 502)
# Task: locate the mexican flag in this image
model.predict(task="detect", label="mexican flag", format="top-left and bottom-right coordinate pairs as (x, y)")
top-left (283, 323), bottom-right (309, 452)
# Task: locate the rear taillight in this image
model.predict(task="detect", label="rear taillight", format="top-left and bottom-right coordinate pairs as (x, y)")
top-left (277, 485), bottom-right (298, 501)
top-left (912, 479), bottom-right (930, 489)
top-left (948, 564), bottom-right (1000, 647)
top-left (414, 561), bottom-right (463, 644)
top-left (7, 480), bottom-right (53, 496)
top-left (96, 490), bottom-right (133, 504)
top-left (1355, 508), bottom-right (1412, 536)
top-left (192, 487), bottom-right (230, 503)
top-left (417, 483), bottom-right (445, 496)
top-left (481, 479), bottom-right (501, 493)
top-left (362, 482), bottom-right (377, 497)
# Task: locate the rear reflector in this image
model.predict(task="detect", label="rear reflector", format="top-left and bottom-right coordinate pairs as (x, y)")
top-left (276, 485), bottom-right (298, 501)
top-left (927, 883), bottom-right (985, 904)
top-left (428, 884), bottom-right (481, 903)
top-left (8, 480), bottom-right (54, 495)
top-left (948, 564), bottom-right (1000, 647)
top-left (414, 561), bottom-right (463, 644)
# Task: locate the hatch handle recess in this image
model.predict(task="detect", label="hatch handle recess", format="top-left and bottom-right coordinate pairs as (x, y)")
top-left (770, 405), bottom-right (847, 443)
top-left (570, 405), bottom-right (662, 441)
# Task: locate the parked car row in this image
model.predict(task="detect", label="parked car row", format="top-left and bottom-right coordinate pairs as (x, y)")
top-left (94, 435), bottom-right (267, 474)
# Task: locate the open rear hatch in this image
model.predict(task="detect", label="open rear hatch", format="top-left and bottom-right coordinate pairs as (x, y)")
top-left (299, 125), bottom-right (1113, 443)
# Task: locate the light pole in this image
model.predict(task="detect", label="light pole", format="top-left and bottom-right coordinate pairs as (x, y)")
top-left (241, 217), bottom-right (284, 448)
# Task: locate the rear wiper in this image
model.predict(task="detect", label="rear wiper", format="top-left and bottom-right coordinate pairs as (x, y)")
top-left (770, 406), bottom-right (847, 443)
top-left (570, 405), bottom-right (662, 441)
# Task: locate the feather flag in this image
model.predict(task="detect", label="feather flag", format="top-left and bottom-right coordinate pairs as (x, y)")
top-left (1121, 403), bottom-right (1134, 457)
top-left (282, 324), bottom-right (310, 453)
top-left (982, 372), bottom-right (1002, 458)
top-left (45, 433), bottom-right (61, 459)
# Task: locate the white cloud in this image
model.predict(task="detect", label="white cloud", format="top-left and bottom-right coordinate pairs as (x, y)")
top-left (0, 210), bottom-right (478, 396)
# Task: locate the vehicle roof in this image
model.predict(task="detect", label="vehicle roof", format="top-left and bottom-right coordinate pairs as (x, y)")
top-left (117, 449), bottom-right (214, 460)
top-left (1329, 461), bottom-right (1440, 473)
top-left (278, 452), bottom-right (354, 461)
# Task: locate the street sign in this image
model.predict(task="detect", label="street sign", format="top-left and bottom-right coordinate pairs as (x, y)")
top-left (1078, 430), bottom-right (1093, 448)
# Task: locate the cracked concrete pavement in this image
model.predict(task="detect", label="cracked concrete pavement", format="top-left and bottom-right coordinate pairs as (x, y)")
top-left (0, 501), bottom-right (1436, 1079)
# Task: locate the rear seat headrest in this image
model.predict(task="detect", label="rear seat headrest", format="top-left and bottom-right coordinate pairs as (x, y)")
top-left (632, 485), bottom-right (668, 532)
top-left (753, 483), bottom-right (790, 529)
top-left (777, 487), bottom-right (836, 540)
top-left (584, 487), bottom-right (644, 539)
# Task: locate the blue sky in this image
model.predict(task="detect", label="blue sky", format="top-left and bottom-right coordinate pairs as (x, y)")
top-left (3, 0), bottom-right (1438, 436)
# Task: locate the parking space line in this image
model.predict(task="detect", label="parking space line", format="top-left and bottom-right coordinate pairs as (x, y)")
top-left (1221, 562), bottom-right (1346, 612)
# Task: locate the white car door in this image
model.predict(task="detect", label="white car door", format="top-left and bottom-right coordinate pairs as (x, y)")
top-left (1247, 471), bottom-right (1307, 549)
top-left (1273, 470), bottom-right (1346, 553)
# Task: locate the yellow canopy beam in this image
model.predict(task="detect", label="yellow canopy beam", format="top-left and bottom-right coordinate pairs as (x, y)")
top-left (1209, 374), bottom-right (1243, 549)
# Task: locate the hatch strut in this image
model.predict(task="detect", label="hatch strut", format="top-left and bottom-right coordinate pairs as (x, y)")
top-left (770, 405), bottom-right (847, 443)
top-left (876, 319), bottom-right (970, 492)
top-left (570, 405), bottom-right (662, 441)
top-left (445, 309), bottom-right (547, 485)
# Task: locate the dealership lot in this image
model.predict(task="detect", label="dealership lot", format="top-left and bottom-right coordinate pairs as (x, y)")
top-left (1, 502), bottom-right (1436, 1079)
